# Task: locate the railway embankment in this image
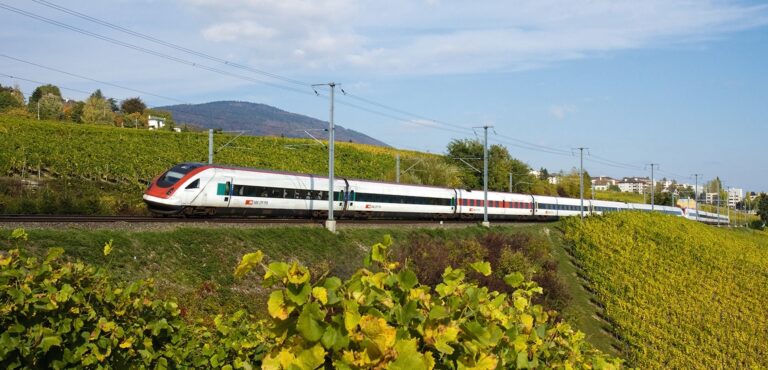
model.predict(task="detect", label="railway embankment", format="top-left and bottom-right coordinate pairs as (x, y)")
top-left (0, 223), bottom-right (563, 320)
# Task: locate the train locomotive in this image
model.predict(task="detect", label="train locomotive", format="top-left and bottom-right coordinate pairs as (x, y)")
top-left (143, 163), bottom-right (729, 224)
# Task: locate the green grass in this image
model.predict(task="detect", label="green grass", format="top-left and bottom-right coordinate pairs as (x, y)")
top-left (548, 224), bottom-right (620, 356)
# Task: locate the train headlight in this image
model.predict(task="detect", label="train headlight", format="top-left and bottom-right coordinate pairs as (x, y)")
top-left (166, 187), bottom-right (175, 196)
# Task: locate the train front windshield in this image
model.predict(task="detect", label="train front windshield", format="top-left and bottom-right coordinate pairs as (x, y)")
top-left (156, 163), bottom-right (203, 188)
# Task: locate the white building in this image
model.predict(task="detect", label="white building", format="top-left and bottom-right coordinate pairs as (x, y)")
top-left (548, 176), bottom-right (559, 185)
top-left (727, 188), bottom-right (744, 208)
top-left (659, 179), bottom-right (674, 192)
top-left (591, 176), bottom-right (617, 191)
top-left (147, 115), bottom-right (166, 130)
top-left (618, 177), bottom-right (651, 193)
top-left (705, 192), bottom-right (721, 205)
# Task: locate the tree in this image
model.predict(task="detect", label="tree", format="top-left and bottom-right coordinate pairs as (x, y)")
top-left (653, 192), bottom-right (675, 206)
top-left (107, 97), bottom-right (119, 112)
top-left (538, 167), bottom-right (550, 180)
top-left (0, 84), bottom-right (25, 112)
top-left (556, 169), bottom-right (592, 198)
top-left (397, 157), bottom-right (463, 187)
top-left (69, 101), bottom-right (85, 123)
top-left (37, 93), bottom-right (64, 120)
top-left (705, 177), bottom-right (723, 193)
top-left (28, 84), bottom-right (61, 105)
top-left (120, 97), bottom-right (146, 114)
top-left (757, 193), bottom-right (768, 224)
top-left (608, 184), bottom-right (621, 192)
top-left (81, 90), bottom-right (113, 124)
top-left (446, 139), bottom-right (533, 192)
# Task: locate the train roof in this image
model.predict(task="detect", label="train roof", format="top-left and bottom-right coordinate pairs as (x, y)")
top-left (176, 163), bottom-right (456, 191)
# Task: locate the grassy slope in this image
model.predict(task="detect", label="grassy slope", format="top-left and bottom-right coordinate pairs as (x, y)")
top-left (562, 212), bottom-right (768, 368)
top-left (1, 225), bottom-right (541, 319)
top-left (548, 226), bottom-right (620, 356)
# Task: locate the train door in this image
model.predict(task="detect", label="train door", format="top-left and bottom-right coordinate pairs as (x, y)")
top-left (345, 186), bottom-right (357, 211)
top-left (213, 176), bottom-right (234, 208)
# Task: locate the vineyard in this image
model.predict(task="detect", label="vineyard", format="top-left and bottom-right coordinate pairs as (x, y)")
top-left (0, 116), bottom-right (437, 214)
top-left (0, 116), bottom-right (427, 187)
top-left (563, 212), bottom-right (768, 368)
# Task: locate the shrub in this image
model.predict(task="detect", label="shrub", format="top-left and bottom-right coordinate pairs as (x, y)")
top-left (0, 229), bottom-right (267, 368)
top-left (233, 235), bottom-right (623, 369)
top-left (748, 220), bottom-right (765, 230)
top-left (393, 231), bottom-right (570, 311)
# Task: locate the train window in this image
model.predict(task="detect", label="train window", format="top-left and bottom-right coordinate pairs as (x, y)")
top-left (156, 163), bottom-right (204, 188)
top-left (185, 179), bottom-right (200, 189)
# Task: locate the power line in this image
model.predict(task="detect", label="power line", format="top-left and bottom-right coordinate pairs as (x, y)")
top-left (0, 2), bottom-right (477, 137)
top-left (341, 92), bottom-right (473, 133)
top-left (22, 0), bottom-right (480, 136)
top-left (585, 157), bottom-right (641, 171)
top-left (0, 72), bottom-right (92, 95)
top-left (0, 2), bottom-right (314, 97)
top-left (490, 137), bottom-right (572, 157)
top-left (29, 0), bottom-right (310, 88)
top-left (1, 54), bottom-right (188, 104)
top-left (588, 153), bottom-right (643, 170)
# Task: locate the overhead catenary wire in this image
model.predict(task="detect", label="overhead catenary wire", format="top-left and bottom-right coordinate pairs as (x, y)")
top-left (0, 72), bottom-right (92, 95)
top-left (341, 92), bottom-right (474, 133)
top-left (28, 0), bottom-right (310, 88)
top-left (1, 2), bottom-right (479, 136)
top-left (1, 54), bottom-right (188, 104)
top-left (30, 0), bottom-right (480, 136)
top-left (0, 2), bottom-right (314, 97)
top-left (588, 153), bottom-right (644, 170)
top-left (1, 0), bottom-right (602, 156)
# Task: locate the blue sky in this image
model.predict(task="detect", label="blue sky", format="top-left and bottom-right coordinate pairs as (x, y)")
top-left (1, 0), bottom-right (767, 191)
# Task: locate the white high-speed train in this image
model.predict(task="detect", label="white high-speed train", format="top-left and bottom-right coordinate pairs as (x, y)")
top-left (143, 163), bottom-right (729, 224)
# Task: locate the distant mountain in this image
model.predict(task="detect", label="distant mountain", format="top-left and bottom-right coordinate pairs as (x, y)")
top-left (155, 101), bottom-right (388, 147)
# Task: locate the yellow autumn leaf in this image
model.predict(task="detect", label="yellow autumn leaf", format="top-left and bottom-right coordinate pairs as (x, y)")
top-left (234, 250), bottom-right (264, 279)
top-left (520, 313), bottom-right (534, 333)
top-left (287, 262), bottom-right (310, 284)
top-left (103, 239), bottom-right (113, 256)
top-left (359, 315), bottom-right (396, 353)
top-left (311, 286), bottom-right (328, 305)
top-left (119, 338), bottom-right (134, 349)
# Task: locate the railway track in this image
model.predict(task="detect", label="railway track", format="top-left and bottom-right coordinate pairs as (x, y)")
top-left (0, 215), bottom-right (544, 226)
top-left (0, 215), bottom-right (316, 224)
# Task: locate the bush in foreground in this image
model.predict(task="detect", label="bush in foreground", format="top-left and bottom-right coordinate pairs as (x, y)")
top-left (0, 229), bottom-right (266, 369)
top-left (239, 235), bottom-right (621, 369)
top-left (1, 229), bottom-right (621, 368)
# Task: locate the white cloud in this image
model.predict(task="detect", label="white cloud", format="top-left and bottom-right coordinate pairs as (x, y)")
top-left (185, 0), bottom-right (768, 75)
top-left (202, 21), bottom-right (278, 42)
top-left (549, 104), bottom-right (576, 119)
